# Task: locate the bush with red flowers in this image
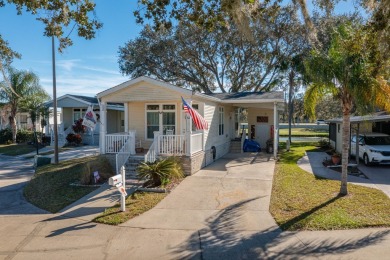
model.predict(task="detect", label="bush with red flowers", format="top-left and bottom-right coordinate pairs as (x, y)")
top-left (72, 119), bottom-right (86, 134)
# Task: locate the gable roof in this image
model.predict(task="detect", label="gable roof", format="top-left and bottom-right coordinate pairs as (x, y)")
top-left (45, 94), bottom-right (124, 110)
top-left (97, 76), bottom-right (284, 104)
top-left (205, 91), bottom-right (284, 103)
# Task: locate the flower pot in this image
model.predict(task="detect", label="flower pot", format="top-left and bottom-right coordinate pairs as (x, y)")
top-left (331, 155), bottom-right (341, 165)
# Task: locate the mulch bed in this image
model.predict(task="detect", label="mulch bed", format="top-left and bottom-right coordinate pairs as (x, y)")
top-left (322, 157), bottom-right (368, 179)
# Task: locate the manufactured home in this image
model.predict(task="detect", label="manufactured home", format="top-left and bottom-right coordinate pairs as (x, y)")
top-left (97, 76), bottom-right (284, 175)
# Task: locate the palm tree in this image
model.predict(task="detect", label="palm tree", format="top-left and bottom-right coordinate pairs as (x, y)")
top-left (0, 67), bottom-right (47, 143)
top-left (304, 23), bottom-right (390, 196)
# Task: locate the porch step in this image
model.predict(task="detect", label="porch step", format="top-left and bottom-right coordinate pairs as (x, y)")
top-left (124, 156), bottom-right (144, 183)
top-left (230, 141), bottom-right (242, 153)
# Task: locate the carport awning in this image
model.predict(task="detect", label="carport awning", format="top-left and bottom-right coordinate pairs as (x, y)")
top-left (326, 112), bottom-right (390, 124)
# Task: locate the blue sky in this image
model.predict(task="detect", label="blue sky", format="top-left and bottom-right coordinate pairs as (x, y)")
top-left (0, 0), bottom-right (142, 97)
top-left (0, 1), bottom-right (365, 98)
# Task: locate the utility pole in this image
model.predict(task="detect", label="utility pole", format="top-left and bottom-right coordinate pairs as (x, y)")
top-left (52, 36), bottom-right (59, 164)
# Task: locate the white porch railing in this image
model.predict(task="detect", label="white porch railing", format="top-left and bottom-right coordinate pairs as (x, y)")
top-left (105, 132), bottom-right (132, 154)
top-left (190, 133), bottom-right (203, 154)
top-left (144, 132), bottom-right (159, 163)
top-left (144, 132), bottom-right (204, 163)
top-left (115, 131), bottom-right (136, 175)
top-left (159, 134), bottom-right (186, 155)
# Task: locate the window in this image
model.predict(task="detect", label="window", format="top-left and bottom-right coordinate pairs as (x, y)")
top-left (73, 108), bottom-right (87, 122)
top-left (146, 104), bottom-right (176, 139)
top-left (19, 114), bottom-right (28, 129)
top-left (219, 107), bottom-right (224, 135)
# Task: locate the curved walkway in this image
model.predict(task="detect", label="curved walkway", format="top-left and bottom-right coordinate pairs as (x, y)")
top-left (1, 152), bottom-right (390, 259)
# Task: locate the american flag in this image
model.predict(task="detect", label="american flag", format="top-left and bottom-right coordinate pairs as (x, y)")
top-left (182, 97), bottom-right (208, 130)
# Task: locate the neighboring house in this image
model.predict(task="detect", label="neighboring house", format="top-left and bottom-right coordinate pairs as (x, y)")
top-left (45, 94), bottom-right (124, 146)
top-left (326, 111), bottom-right (390, 153)
top-left (97, 76), bottom-right (284, 175)
top-left (0, 103), bottom-right (42, 131)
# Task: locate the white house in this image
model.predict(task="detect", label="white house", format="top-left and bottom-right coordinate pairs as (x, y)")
top-left (45, 94), bottom-right (124, 146)
top-left (97, 76), bottom-right (284, 175)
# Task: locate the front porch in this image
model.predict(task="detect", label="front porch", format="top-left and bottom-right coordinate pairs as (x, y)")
top-left (102, 130), bottom-right (206, 175)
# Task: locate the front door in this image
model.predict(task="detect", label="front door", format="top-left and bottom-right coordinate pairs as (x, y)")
top-left (256, 123), bottom-right (270, 149)
top-left (146, 104), bottom-right (176, 139)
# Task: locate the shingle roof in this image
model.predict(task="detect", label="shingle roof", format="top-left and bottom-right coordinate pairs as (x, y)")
top-left (204, 91), bottom-right (284, 100)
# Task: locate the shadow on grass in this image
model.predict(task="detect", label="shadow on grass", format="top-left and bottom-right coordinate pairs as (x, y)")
top-left (172, 198), bottom-right (390, 259)
top-left (279, 195), bottom-right (341, 230)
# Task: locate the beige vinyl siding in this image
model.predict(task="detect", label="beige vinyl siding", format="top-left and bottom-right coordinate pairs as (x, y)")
top-left (103, 82), bottom-right (185, 103)
top-left (107, 110), bottom-right (121, 133)
top-left (203, 101), bottom-right (232, 150)
top-left (247, 108), bottom-right (275, 127)
top-left (62, 108), bottom-right (73, 130)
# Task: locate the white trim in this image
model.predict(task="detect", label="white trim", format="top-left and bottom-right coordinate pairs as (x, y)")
top-left (220, 99), bottom-right (284, 104)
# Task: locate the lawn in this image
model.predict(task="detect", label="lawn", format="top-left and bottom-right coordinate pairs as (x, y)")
top-left (93, 192), bottom-right (166, 225)
top-left (0, 144), bottom-right (39, 156)
top-left (24, 155), bottom-right (114, 213)
top-left (270, 143), bottom-right (390, 230)
top-left (279, 128), bottom-right (328, 137)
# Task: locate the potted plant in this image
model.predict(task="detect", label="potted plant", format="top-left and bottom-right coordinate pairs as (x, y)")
top-left (331, 152), bottom-right (341, 165)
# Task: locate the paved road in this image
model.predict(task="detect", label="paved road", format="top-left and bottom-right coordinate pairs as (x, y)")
top-left (1, 153), bottom-right (390, 259)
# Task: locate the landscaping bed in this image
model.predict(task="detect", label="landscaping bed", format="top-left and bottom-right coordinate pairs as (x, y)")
top-left (270, 143), bottom-right (390, 230)
top-left (24, 155), bottom-right (114, 213)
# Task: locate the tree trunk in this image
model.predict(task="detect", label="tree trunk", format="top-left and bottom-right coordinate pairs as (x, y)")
top-left (10, 113), bottom-right (17, 143)
top-left (288, 70), bottom-right (295, 145)
top-left (339, 107), bottom-right (351, 196)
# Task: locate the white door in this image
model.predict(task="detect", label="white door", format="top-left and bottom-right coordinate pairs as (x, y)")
top-left (255, 124), bottom-right (270, 150)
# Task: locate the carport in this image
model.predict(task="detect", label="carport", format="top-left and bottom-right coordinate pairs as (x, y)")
top-left (326, 111), bottom-right (390, 166)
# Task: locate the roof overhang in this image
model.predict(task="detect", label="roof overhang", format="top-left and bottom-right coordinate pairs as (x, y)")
top-left (326, 115), bottom-right (390, 124)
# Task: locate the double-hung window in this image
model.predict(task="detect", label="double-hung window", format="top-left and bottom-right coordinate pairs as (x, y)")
top-left (218, 107), bottom-right (224, 136)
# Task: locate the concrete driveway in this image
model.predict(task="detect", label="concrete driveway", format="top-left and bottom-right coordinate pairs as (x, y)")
top-left (359, 164), bottom-right (390, 197)
top-left (299, 152), bottom-right (390, 197)
top-left (1, 152), bottom-right (390, 259)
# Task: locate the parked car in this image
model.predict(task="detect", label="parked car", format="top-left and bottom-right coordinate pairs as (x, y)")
top-left (316, 119), bottom-right (325, 125)
top-left (351, 133), bottom-right (390, 166)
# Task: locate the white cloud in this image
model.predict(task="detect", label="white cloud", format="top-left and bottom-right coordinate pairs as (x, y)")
top-left (40, 73), bottom-right (128, 97)
top-left (57, 59), bottom-right (82, 72)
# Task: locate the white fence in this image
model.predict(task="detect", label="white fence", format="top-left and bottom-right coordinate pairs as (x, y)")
top-left (116, 131), bottom-right (136, 175)
top-left (190, 133), bottom-right (203, 154)
top-left (144, 139), bottom-right (157, 163)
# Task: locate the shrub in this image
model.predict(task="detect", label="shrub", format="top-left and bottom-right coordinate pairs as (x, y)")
top-left (66, 133), bottom-right (82, 145)
top-left (16, 129), bottom-right (35, 143)
top-left (0, 128), bottom-right (12, 144)
top-left (137, 157), bottom-right (184, 188)
top-left (72, 119), bottom-right (86, 134)
top-left (66, 133), bottom-right (75, 144)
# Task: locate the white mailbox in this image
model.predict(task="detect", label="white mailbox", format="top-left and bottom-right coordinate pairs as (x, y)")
top-left (108, 174), bottom-right (123, 186)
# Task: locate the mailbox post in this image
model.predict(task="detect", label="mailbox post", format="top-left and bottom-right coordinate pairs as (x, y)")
top-left (108, 166), bottom-right (126, 212)
top-left (120, 166), bottom-right (126, 212)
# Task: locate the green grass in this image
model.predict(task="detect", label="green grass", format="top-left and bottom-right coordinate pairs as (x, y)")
top-left (270, 143), bottom-right (390, 230)
top-left (24, 155), bottom-right (114, 213)
top-left (279, 128), bottom-right (328, 137)
top-left (0, 144), bottom-right (38, 156)
top-left (93, 192), bottom-right (167, 225)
